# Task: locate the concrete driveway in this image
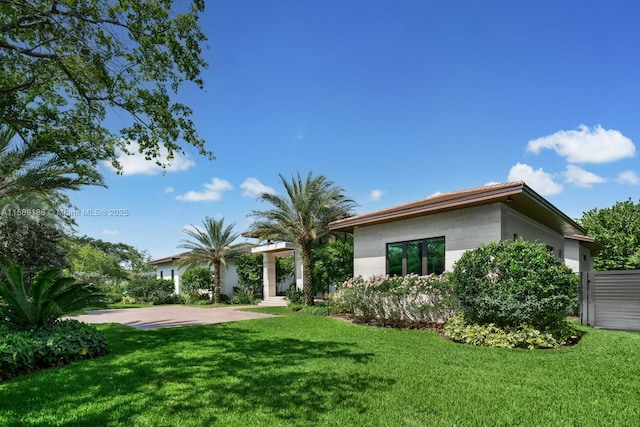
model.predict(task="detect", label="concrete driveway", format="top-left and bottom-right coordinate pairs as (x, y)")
top-left (67, 305), bottom-right (277, 330)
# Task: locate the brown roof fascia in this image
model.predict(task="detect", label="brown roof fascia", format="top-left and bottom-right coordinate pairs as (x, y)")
top-left (329, 181), bottom-right (526, 232)
top-left (147, 254), bottom-right (185, 265)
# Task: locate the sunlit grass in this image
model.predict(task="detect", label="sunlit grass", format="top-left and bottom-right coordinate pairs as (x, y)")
top-left (1, 308), bottom-right (639, 426)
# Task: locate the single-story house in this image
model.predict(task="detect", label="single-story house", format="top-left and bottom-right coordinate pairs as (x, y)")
top-left (147, 254), bottom-right (241, 297)
top-left (328, 181), bottom-right (601, 278)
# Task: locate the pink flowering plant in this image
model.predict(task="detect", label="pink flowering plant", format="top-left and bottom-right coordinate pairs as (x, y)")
top-left (333, 273), bottom-right (456, 325)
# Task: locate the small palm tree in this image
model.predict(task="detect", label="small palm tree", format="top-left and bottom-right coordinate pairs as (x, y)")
top-left (0, 258), bottom-right (106, 330)
top-left (248, 171), bottom-right (356, 306)
top-left (0, 125), bottom-right (103, 201)
top-left (178, 217), bottom-right (248, 304)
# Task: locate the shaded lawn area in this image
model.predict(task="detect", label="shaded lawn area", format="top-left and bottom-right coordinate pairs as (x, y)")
top-left (1, 308), bottom-right (639, 426)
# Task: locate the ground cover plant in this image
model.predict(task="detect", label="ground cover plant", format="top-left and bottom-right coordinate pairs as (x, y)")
top-left (1, 308), bottom-right (638, 426)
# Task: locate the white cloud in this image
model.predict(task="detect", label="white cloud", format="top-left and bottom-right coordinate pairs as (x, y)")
top-left (484, 181), bottom-right (501, 186)
top-left (176, 178), bottom-right (233, 202)
top-left (368, 189), bottom-right (384, 202)
top-left (164, 186), bottom-right (175, 193)
top-left (240, 178), bottom-right (277, 198)
top-left (526, 124), bottom-right (635, 164)
top-left (104, 140), bottom-right (195, 175)
top-left (616, 170), bottom-right (639, 185)
top-left (181, 224), bottom-right (204, 234)
top-left (564, 165), bottom-right (607, 188)
top-left (507, 163), bottom-right (563, 195)
top-left (102, 229), bottom-right (119, 236)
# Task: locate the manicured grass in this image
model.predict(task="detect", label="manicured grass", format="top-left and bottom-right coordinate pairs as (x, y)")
top-left (1, 309), bottom-right (639, 426)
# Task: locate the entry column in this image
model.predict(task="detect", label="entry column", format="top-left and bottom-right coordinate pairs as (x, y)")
top-left (263, 253), bottom-right (277, 298)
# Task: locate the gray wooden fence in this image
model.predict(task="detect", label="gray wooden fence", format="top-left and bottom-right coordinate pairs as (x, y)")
top-left (580, 270), bottom-right (640, 332)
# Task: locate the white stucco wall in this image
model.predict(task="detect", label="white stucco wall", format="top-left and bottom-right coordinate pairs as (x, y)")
top-left (501, 205), bottom-right (565, 258)
top-left (353, 203), bottom-right (503, 278)
top-left (351, 202), bottom-right (589, 279)
top-left (154, 260), bottom-right (241, 296)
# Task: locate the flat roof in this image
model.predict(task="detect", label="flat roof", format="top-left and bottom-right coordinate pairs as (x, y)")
top-left (329, 181), bottom-right (588, 238)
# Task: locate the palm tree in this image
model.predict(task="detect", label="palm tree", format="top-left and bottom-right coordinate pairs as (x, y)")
top-left (0, 125), bottom-right (103, 201)
top-left (178, 217), bottom-right (248, 304)
top-left (248, 171), bottom-right (356, 306)
top-left (0, 258), bottom-right (106, 330)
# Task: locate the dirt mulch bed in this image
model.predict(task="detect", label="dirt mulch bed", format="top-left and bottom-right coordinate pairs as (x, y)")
top-left (330, 314), bottom-right (445, 333)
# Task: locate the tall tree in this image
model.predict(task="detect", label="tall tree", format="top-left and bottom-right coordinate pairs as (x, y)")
top-left (178, 217), bottom-right (248, 304)
top-left (580, 199), bottom-right (640, 270)
top-left (1, 0), bottom-right (212, 180)
top-left (0, 210), bottom-right (69, 285)
top-left (248, 172), bottom-right (356, 306)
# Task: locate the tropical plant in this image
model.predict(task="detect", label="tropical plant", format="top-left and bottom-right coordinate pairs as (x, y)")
top-left (0, 125), bottom-right (103, 201)
top-left (0, 259), bottom-right (106, 330)
top-left (178, 217), bottom-right (248, 304)
top-left (248, 171), bottom-right (356, 305)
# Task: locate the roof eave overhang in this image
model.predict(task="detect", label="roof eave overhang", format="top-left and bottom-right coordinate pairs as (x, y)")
top-left (329, 182), bottom-right (587, 238)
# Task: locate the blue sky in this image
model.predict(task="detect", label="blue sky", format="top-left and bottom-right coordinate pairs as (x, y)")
top-left (68, 0), bottom-right (639, 260)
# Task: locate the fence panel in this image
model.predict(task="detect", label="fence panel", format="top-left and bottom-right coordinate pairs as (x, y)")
top-left (584, 270), bottom-right (640, 332)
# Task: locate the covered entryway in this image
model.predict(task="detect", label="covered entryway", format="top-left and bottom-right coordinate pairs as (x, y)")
top-left (252, 242), bottom-right (302, 306)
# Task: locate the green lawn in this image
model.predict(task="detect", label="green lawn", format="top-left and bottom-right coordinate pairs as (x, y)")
top-left (1, 308), bottom-right (639, 426)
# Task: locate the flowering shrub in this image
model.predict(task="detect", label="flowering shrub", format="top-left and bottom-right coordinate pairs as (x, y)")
top-left (333, 273), bottom-right (456, 325)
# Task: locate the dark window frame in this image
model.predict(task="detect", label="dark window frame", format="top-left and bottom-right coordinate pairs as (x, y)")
top-left (386, 236), bottom-right (445, 276)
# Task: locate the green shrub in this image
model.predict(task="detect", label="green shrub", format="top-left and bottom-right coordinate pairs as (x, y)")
top-left (287, 303), bottom-right (305, 312)
top-left (451, 240), bottom-right (578, 331)
top-left (230, 288), bottom-right (256, 305)
top-left (284, 286), bottom-right (305, 305)
top-left (97, 283), bottom-right (125, 304)
top-left (0, 320), bottom-right (109, 382)
top-left (335, 273), bottom-right (456, 325)
top-left (31, 320), bottom-right (109, 367)
top-left (125, 279), bottom-right (175, 304)
top-left (0, 330), bottom-right (34, 380)
top-left (180, 268), bottom-right (212, 294)
top-left (443, 315), bottom-right (581, 349)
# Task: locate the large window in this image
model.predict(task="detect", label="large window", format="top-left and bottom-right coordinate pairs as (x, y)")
top-left (386, 237), bottom-right (445, 276)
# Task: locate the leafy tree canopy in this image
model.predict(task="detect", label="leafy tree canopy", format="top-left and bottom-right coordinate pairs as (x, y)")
top-left (0, 211), bottom-right (69, 285)
top-left (580, 198), bottom-right (640, 270)
top-left (69, 235), bottom-right (152, 272)
top-left (1, 0), bottom-right (212, 180)
top-left (312, 239), bottom-right (353, 294)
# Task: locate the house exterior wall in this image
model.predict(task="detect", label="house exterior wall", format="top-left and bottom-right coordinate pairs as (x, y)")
top-left (155, 262), bottom-right (187, 294)
top-left (501, 205), bottom-right (565, 258)
top-left (154, 260), bottom-right (240, 296)
top-left (352, 202), bottom-right (589, 279)
top-left (353, 204), bottom-right (503, 278)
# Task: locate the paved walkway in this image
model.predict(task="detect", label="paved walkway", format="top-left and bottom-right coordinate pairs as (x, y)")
top-left (67, 305), bottom-right (277, 330)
